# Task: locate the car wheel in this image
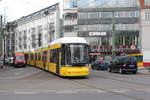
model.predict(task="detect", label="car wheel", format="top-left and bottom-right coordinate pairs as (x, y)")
top-left (119, 68), bottom-right (124, 74)
top-left (108, 67), bottom-right (111, 72)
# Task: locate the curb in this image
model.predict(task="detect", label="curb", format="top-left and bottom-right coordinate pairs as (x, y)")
top-left (0, 66), bottom-right (11, 71)
top-left (138, 69), bottom-right (150, 75)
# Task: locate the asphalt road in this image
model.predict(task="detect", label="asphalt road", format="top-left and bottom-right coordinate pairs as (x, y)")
top-left (0, 66), bottom-right (150, 100)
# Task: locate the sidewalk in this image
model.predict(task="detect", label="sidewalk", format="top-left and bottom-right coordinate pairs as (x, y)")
top-left (0, 65), bottom-right (11, 71)
top-left (138, 67), bottom-right (150, 75)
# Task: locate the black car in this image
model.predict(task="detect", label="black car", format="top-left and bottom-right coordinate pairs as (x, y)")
top-left (92, 60), bottom-right (110, 70)
top-left (108, 56), bottom-right (138, 74)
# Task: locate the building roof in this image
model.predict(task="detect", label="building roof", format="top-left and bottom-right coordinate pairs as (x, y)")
top-left (50, 37), bottom-right (88, 45)
top-left (15, 3), bottom-right (59, 24)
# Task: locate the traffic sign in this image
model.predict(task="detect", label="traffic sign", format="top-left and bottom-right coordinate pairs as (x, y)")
top-left (131, 45), bottom-right (136, 50)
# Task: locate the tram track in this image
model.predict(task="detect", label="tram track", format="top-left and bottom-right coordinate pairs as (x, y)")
top-left (67, 78), bottom-right (144, 100)
top-left (92, 72), bottom-right (150, 87)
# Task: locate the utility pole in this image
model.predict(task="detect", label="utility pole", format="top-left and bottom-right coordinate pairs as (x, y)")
top-left (0, 15), bottom-right (2, 56)
top-left (0, 15), bottom-right (7, 65)
top-left (112, 11), bottom-right (116, 58)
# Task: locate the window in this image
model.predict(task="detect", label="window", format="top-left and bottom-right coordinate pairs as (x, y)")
top-left (66, 44), bottom-right (89, 64)
top-left (115, 12), bottom-right (123, 18)
top-left (88, 12), bottom-right (98, 19)
top-left (145, 11), bottom-right (150, 21)
top-left (38, 53), bottom-right (41, 61)
top-left (50, 49), bottom-right (59, 63)
top-left (115, 24), bottom-right (123, 30)
top-left (100, 24), bottom-right (112, 31)
top-left (30, 54), bottom-right (34, 60)
top-left (145, 0), bottom-right (150, 6)
top-left (78, 12), bottom-right (88, 19)
top-left (115, 24), bottom-right (139, 31)
top-left (88, 25), bottom-right (99, 31)
top-left (35, 53), bottom-right (37, 61)
top-left (78, 25), bottom-right (88, 31)
top-left (101, 37), bottom-right (109, 46)
top-left (100, 12), bottom-right (112, 18)
top-left (42, 51), bottom-right (47, 62)
top-left (48, 23), bottom-right (55, 42)
top-left (37, 26), bottom-right (42, 47)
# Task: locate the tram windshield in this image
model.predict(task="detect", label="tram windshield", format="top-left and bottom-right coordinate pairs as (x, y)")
top-left (66, 44), bottom-right (89, 65)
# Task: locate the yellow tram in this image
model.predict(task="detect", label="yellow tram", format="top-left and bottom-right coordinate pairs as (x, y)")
top-left (127, 54), bottom-right (143, 67)
top-left (24, 37), bottom-right (90, 77)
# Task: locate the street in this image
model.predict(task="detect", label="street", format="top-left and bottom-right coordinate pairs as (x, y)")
top-left (0, 66), bottom-right (150, 100)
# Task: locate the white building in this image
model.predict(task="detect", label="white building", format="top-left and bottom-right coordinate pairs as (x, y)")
top-left (140, 0), bottom-right (150, 64)
top-left (14, 3), bottom-right (61, 53)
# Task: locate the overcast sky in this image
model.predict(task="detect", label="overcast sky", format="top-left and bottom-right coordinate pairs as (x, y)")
top-left (0, 0), bottom-right (60, 21)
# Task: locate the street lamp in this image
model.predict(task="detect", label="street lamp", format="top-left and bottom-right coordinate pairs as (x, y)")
top-left (112, 11), bottom-right (116, 58)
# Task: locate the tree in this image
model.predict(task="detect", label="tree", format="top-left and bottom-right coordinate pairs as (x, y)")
top-left (0, 15), bottom-right (9, 65)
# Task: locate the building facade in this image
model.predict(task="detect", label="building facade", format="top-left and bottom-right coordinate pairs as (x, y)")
top-left (14, 3), bottom-right (61, 53)
top-left (140, 0), bottom-right (150, 62)
top-left (5, 22), bottom-right (16, 56)
top-left (63, 0), bottom-right (141, 59)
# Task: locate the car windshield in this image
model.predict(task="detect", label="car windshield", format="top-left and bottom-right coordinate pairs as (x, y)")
top-left (124, 57), bottom-right (136, 63)
top-left (16, 56), bottom-right (25, 60)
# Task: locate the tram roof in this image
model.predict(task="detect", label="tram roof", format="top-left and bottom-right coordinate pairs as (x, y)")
top-left (50, 37), bottom-right (88, 45)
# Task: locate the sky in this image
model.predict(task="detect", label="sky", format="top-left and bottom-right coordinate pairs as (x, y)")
top-left (0, 0), bottom-right (60, 21)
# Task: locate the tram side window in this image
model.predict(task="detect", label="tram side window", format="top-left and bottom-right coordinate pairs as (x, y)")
top-left (42, 51), bottom-right (47, 62)
top-left (38, 53), bottom-right (41, 61)
top-left (50, 50), bottom-right (54, 63)
top-left (50, 49), bottom-right (59, 63)
top-left (25, 54), bottom-right (29, 61)
top-left (61, 48), bottom-right (65, 65)
top-left (31, 54), bottom-right (34, 60)
top-left (35, 53), bottom-right (37, 61)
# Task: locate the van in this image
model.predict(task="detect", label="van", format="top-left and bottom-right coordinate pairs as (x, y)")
top-left (108, 56), bottom-right (138, 74)
top-left (13, 54), bottom-right (26, 67)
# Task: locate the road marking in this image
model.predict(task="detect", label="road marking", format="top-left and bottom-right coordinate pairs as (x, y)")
top-left (14, 91), bottom-right (38, 95)
top-left (109, 89), bottom-right (129, 93)
top-left (56, 91), bottom-right (77, 94)
top-left (97, 90), bottom-right (108, 93)
top-left (113, 90), bottom-right (128, 93)
top-left (42, 90), bottom-right (57, 93)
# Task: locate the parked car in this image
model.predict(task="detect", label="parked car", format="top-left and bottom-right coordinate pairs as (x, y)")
top-left (92, 60), bottom-right (110, 70)
top-left (108, 56), bottom-right (138, 74)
